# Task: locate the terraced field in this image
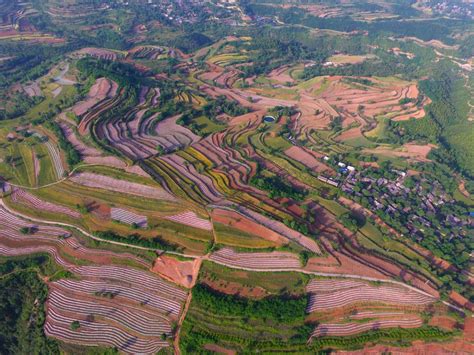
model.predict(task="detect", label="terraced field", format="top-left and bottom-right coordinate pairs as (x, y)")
top-left (0, 10), bottom-right (472, 354)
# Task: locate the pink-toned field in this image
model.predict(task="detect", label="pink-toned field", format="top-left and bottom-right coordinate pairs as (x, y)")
top-left (11, 188), bottom-right (80, 218)
top-left (209, 247), bottom-right (302, 270)
top-left (311, 317), bottom-right (423, 338)
top-left (284, 146), bottom-right (334, 174)
top-left (363, 143), bottom-right (436, 162)
top-left (164, 211), bottom-right (212, 231)
top-left (306, 280), bottom-right (434, 313)
top-left (73, 78), bottom-right (118, 117)
top-left (69, 172), bottom-right (177, 201)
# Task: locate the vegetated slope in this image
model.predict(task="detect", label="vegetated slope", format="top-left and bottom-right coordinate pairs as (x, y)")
top-left (0, 266), bottom-right (59, 354)
top-left (180, 281), bottom-right (454, 353)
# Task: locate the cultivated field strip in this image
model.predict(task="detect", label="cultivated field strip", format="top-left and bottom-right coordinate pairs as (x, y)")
top-left (70, 265), bottom-right (188, 301)
top-left (101, 110), bottom-right (200, 160)
top-left (48, 288), bottom-right (171, 336)
top-left (152, 115), bottom-right (200, 150)
top-left (0, 244), bottom-right (73, 268)
top-left (307, 284), bottom-right (434, 312)
top-left (61, 236), bottom-right (151, 268)
top-left (11, 188), bottom-right (80, 218)
top-left (111, 207), bottom-right (147, 227)
top-left (164, 211), bottom-right (212, 231)
top-left (70, 172), bottom-right (177, 201)
top-left (52, 279), bottom-right (182, 316)
top-left (0, 205), bottom-right (67, 236)
top-left (45, 309), bottom-right (167, 354)
top-left (0, 205), bottom-right (151, 268)
top-left (236, 206), bottom-right (321, 253)
top-left (33, 151), bottom-right (40, 182)
top-left (349, 311), bottom-right (406, 320)
top-left (100, 112), bottom-right (157, 160)
top-left (45, 141), bottom-right (65, 179)
top-left (306, 279), bottom-right (368, 293)
top-left (210, 247), bottom-right (301, 269)
top-left (77, 48), bottom-right (120, 61)
top-left (311, 318), bottom-right (423, 338)
top-left (59, 121), bottom-right (103, 158)
top-left (160, 154), bottom-right (223, 203)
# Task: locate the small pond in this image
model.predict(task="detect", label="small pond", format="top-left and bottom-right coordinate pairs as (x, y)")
top-left (263, 115), bottom-right (276, 123)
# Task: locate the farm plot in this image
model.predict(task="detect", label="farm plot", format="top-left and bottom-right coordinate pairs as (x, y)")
top-left (211, 208), bottom-right (288, 247)
top-left (101, 111), bottom-right (200, 160)
top-left (0, 243), bottom-right (73, 269)
top-left (0, 203), bottom-right (68, 237)
top-left (236, 206), bottom-right (321, 253)
top-left (157, 154), bottom-right (224, 203)
top-left (306, 282), bottom-right (434, 312)
top-left (47, 287), bottom-right (171, 336)
top-left (70, 265), bottom-right (188, 302)
top-left (310, 318), bottom-right (423, 338)
top-left (51, 278), bottom-right (183, 316)
top-left (11, 188), bottom-right (80, 218)
top-left (0, 202), bottom-right (187, 353)
top-left (58, 121), bottom-right (136, 171)
top-left (229, 73), bottom-right (429, 145)
top-left (0, 203), bottom-right (151, 268)
top-left (111, 207), bottom-right (147, 227)
top-left (96, 109), bottom-right (157, 160)
top-left (73, 78), bottom-right (118, 118)
top-left (164, 211), bottom-right (212, 231)
top-left (129, 45), bottom-right (168, 60)
top-left (363, 143), bottom-right (435, 163)
top-left (153, 115), bottom-right (200, 151)
top-left (45, 141), bottom-right (65, 179)
top-left (45, 286), bottom-right (172, 354)
top-left (69, 172), bottom-right (177, 202)
top-left (76, 47), bottom-right (122, 61)
top-left (284, 146), bottom-right (334, 174)
top-left (76, 79), bottom-right (120, 136)
top-left (306, 279), bottom-right (368, 293)
top-left (209, 247), bottom-right (302, 270)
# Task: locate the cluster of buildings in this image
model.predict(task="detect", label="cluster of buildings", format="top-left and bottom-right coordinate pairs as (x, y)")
top-left (113, 0), bottom-right (242, 25)
top-left (341, 167), bottom-right (471, 242)
top-left (317, 157), bottom-right (355, 187)
top-left (427, 1), bottom-right (473, 18)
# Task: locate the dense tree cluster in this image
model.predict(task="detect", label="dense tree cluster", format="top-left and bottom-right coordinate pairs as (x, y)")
top-left (192, 283), bottom-right (307, 322)
top-left (0, 265), bottom-right (59, 354)
top-left (94, 230), bottom-right (182, 252)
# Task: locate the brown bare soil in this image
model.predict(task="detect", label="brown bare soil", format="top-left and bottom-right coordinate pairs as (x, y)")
top-left (284, 146), bottom-right (333, 173)
top-left (428, 315), bottom-right (459, 330)
top-left (393, 108), bottom-right (427, 121)
top-left (210, 208), bottom-right (287, 246)
top-left (335, 126), bottom-right (362, 142)
top-left (200, 277), bottom-right (268, 299)
top-left (459, 180), bottom-right (471, 198)
top-left (151, 255), bottom-right (200, 288)
top-left (268, 65), bottom-right (295, 84)
top-left (203, 344), bottom-right (236, 355)
top-left (449, 291), bottom-right (474, 312)
top-left (23, 82), bottom-right (42, 97)
top-left (363, 143), bottom-right (435, 162)
top-left (305, 249), bottom-right (390, 279)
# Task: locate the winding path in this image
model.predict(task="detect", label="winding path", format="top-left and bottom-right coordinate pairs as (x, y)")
top-left (0, 199), bottom-right (468, 316)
